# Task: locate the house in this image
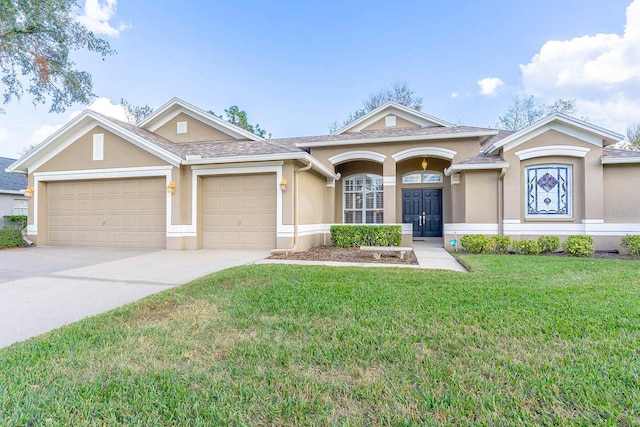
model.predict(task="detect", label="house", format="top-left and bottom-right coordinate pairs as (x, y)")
top-left (0, 157), bottom-right (27, 228)
top-left (6, 98), bottom-right (640, 252)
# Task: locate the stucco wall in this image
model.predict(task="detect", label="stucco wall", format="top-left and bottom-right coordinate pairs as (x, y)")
top-left (463, 170), bottom-right (499, 223)
top-left (35, 126), bottom-right (168, 173)
top-left (154, 112), bottom-right (237, 143)
top-left (603, 164), bottom-right (640, 223)
top-left (360, 116), bottom-right (420, 131)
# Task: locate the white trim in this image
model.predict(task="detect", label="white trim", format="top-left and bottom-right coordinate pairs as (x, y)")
top-left (383, 176), bottom-right (396, 186)
top-left (191, 165), bottom-right (284, 237)
top-left (332, 101), bottom-right (454, 135)
top-left (602, 156), bottom-right (640, 164)
top-left (502, 220), bottom-right (640, 236)
top-left (385, 116), bottom-right (396, 127)
top-left (31, 166), bottom-right (176, 239)
top-left (0, 190), bottom-right (25, 195)
top-left (485, 114), bottom-right (623, 155)
top-left (328, 150), bottom-right (387, 165)
top-left (450, 173), bottom-right (460, 185)
top-left (326, 179), bottom-right (335, 188)
top-left (515, 145), bottom-right (590, 160)
top-left (92, 134), bottom-right (104, 161)
top-left (139, 98), bottom-right (263, 141)
top-left (392, 147), bottom-right (457, 162)
top-left (444, 223), bottom-right (499, 235)
top-left (444, 162), bottom-right (509, 176)
top-left (524, 164), bottom-right (572, 219)
top-left (297, 130), bottom-right (497, 148)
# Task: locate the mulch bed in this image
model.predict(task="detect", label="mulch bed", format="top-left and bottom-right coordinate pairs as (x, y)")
top-left (269, 246), bottom-right (419, 265)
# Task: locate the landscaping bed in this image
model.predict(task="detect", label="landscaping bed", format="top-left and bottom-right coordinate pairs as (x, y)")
top-left (269, 245), bottom-right (418, 265)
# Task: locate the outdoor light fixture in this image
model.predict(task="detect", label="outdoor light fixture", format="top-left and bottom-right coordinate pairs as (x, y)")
top-left (279, 178), bottom-right (287, 191)
top-left (421, 158), bottom-right (428, 171)
top-left (167, 181), bottom-right (176, 194)
top-left (24, 186), bottom-right (34, 197)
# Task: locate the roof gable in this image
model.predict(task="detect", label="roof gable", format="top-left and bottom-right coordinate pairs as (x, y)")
top-left (332, 101), bottom-right (454, 135)
top-left (6, 110), bottom-right (182, 174)
top-left (484, 114), bottom-right (624, 155)
top-left (139, 98), bottom-right (264, 142)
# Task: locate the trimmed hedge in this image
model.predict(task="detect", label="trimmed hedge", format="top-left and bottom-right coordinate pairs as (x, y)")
top-left (3, 215), bottom-right (27, 230)
top-left (330, 225), bottom-right (402, 248)
top-left (460, 234), bottom-right (492, 254)
top-left (491, 235), bottom-right (511, 254)
top-left (563, 235), bottom-right (595, 257)
top-left (621, 235), bottom-right (640, 258)
top-left (0, 228), bottom-right (24, 248)
top-left (538, 235), bottom-right (560, 254)
top-left (512, 239), bottom-right (541, 255)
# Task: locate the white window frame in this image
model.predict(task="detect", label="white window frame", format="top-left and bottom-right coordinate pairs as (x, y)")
top-left (525, 164), bottom-right (572, 218)
top-left (13, 198), bottom-right (28, 216)
top-left (401, 170), bottom-right (443, 184)
top-left (343, 173), bottom-right (384, 224)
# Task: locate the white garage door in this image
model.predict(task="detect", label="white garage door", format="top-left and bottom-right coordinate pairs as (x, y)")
top-left (47, 178), bottom-right (166, 248)
top-left (202, 174), bottom-right (276, 249)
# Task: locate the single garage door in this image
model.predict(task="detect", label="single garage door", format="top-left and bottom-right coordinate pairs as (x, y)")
top-left (47, 178), bottom-right (166, 248)
top-left (202, 173), bottom-right (276, 249)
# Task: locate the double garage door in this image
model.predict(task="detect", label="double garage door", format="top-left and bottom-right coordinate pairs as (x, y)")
top-left (47, 178), bottom-right (166, 248)
top-left (45, 174), bottom-right (277, 249)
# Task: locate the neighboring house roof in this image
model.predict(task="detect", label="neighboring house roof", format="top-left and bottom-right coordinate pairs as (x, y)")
top-left (138, 97), bottom-right (264, 142)
top-left (333, 101), bottom-right (454, 134)
top-left (602, 147), bottom-right (640, 164)
top-left (295, 125), bottom-right (499, 148)
top-left (483, 113), bottom-right (624, 155)
top-left (0, 157), bottom-right (27, 194)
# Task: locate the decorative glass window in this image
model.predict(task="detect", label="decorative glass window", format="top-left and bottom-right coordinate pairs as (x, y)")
top-left (526, 165), bottom-right (571, 217)
top-left (13, 199), bottom-right (28, 216)
top-left (402, 170), bottom-right (443, 184)
top-left (343, 174), bottom-right (384, 223)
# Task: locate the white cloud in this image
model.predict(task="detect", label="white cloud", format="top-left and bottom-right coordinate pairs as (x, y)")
top-left (77, 0), bottom-right (128, 37)
top-left (73, 97), bottom-right (129, 122)
top-left (29, 124), bottom-right (63, 145)
top-left (520, 0), bottom-right (640, 132)
top-left (477, 77), bottom-right (505, 97)
top-left (0, 126), bottom-right (9, 142)
top-left (450, 92), bottom-right (460, 99)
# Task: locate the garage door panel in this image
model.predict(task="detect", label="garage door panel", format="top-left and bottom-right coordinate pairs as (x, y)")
top-left (47, 178), bottom-right (165, 248)
top-left (203, 173), bottom-right (276, 249)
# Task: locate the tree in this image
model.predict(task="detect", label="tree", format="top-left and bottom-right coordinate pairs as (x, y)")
top-left (209, 105), bottom-right (267, 138)
top-left (0, 0), bottom-right (114, 113)
top-left (120, 98), bottom-right (154, 124)
top-left (329, 81), bottom-right (423, 133)
top-left (625, 123), bottom-right (640, 150)
top-left (498, 96), bottom-right (582, 131)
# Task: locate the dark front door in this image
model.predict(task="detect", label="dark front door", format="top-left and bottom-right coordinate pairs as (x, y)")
top-left (402, 189), bottom-right (443, 237)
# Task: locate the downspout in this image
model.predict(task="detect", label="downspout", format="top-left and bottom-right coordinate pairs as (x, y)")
top-left (498, 167), bottom-right (507, 235)
top-left (271, 161), bottom-right (313, 255)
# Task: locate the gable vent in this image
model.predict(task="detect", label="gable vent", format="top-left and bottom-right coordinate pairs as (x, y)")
top-left (385, 115), bottom-right (397, 127)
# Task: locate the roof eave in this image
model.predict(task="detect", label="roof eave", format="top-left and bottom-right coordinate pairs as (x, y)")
top-left (601, 157), bottom-right (640, 165)
top-left (444, 162), bottom-right (510, 176)
top-left (297, 130), bottom-right (499, 148)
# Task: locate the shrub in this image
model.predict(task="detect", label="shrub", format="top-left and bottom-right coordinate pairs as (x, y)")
top-left (491, 235), bottom-right (511, 254)
top-left (562, 235), bottom-right (594, 257)
top-left (538, 235), bottom-right (560, 254)
top-left (330, 225), bottom-right (402, 248)
top-left (0, 228), bottom-right (24, 248)
top-left (460, 234), bottom-right (492, 254)
top-left (3, 215), bottom-right (27, 230)
top-left (621, 235), bottom-right (640, 258)
top-left (512, 239), bottom-right (541, 255)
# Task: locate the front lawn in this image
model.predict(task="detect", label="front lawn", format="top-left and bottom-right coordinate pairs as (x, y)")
top-left (1, 256), bottom-right (639, 425)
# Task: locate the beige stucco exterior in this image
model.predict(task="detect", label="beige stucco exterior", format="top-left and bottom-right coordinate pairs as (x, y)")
top-left (10, 99), bottom-right (640, 253)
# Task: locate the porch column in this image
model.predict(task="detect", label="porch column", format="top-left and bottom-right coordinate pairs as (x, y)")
top-left (383, 157), bottom-right (397, 223)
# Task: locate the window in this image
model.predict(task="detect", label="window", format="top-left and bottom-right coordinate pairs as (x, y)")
top-left (343, 174), bottom-right (384, 223)
top-left (401, 170), bottom-right (443, 184)
top-left (526, 165), bottom-right (571, 217)
top-left (13, 199), bottom-right (27, 216)
top-left (177, 121), bottom-right (188, 134)
top-left (92, 133), bottom-right (104, 161)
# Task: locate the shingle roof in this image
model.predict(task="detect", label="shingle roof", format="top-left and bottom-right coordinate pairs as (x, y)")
top-left (456, 152), bottom-right (506, 165)
top-left (480, 130), bottom-right (514, 150)
top-left (0, 157), bottom-right (27, 192)
top-left (603, 147), bottom-right (640, 158)
top-left (177, 138), bottom-right (303, 158)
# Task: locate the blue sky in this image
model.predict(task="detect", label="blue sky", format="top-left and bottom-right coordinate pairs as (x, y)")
top-left (0, 0), bottom-right (637, 158)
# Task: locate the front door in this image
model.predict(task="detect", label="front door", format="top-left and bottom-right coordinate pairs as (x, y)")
top-left (402, 189), bottom-right (443, 237)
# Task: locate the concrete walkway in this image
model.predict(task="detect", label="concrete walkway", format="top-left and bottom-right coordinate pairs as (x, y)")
top-left (0, 248), bottom-right (269, 348)
top-left (258, 239), bottom-right (467, 272)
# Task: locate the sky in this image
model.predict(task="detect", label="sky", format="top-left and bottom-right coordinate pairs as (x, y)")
top-left (0, 0), bottom-right (638, 158)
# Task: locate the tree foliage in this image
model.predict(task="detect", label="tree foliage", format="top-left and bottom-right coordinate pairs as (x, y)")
top-left (329, 81), bottom-right (423, 133)
top-left (625, 123), bottom-right (640, 150)
top-left (0, 0), bottom-right (114, 113)
top-left (498, 95), bottom-right (581, 131)
top-left (120, 98), bottom-right (154, 124)
top-left (210, 105), bottom-right (267, 138)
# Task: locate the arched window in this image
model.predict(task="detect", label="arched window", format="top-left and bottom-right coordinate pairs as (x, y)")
top-left (343, 174), bottom-right (384, 223)
top-left (401, 170), bottom-right (443, 184)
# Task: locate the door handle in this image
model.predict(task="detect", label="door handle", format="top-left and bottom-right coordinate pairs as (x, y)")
top-left (419, 215), bottom-right (422, 226)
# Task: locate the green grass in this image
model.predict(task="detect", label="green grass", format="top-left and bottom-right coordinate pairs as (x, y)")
top-left (1, 256), bottom-right (639, 425)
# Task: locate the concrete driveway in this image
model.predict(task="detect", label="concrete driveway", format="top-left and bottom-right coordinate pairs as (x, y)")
top-left (0, 246), bottom-right (269, 348)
